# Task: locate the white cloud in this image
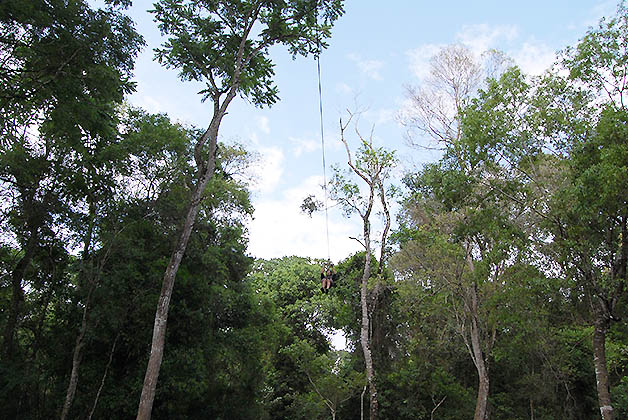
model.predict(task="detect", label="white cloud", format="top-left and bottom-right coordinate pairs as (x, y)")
top-left (406, 43), bottom-right (443, 80)
top-left (250, 146), bottom-right (284, 193)
top-left (406, 23), bottom-right (560, 80)
top-left (256, 116), bottom-right (270, 135)
top-left (247, 175), bottom-right (362, 262)
top-left (336, 82), bottom-right (353, 95)
top-left (512, 41), bottom-right (557, 75)
top-left (588, 1), bottom-right (616, 27)
top-left (290, 135), bottom-right (320, 157)
top-left (373, 108), bottom-right (395, 125)
top-left (348, 53), bottom-right (385, 80)
top-left (456, 23), bottom-right (519, 55)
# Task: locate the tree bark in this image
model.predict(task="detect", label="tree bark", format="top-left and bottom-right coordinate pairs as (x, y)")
top-left (61, 204), bottom-right (98, 420)
top-left (469, 284), bottom-right (490, 420)
top-left (360, 220), bottom-right (378, 420)
top-left (60, 297), bottom-right (90, 420)
top-left (592, 313), bottom-right (613, 420)
top-left (339, 113), bottom-right (387, 420)
top-left (463, 251), bottom-right (492, 420)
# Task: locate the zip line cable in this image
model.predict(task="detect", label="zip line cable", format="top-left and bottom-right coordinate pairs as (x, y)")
top-left (316, 53), bottom-right (331, 263)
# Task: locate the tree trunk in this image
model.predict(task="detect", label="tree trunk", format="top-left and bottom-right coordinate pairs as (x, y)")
top-left (468, 283), bottom-right (490, 420)
top-left (360, 223), bottom-right (378, 420)
top-left (470, 318), bottom-right (490, 420)
top-left (136, 118), bottom-right (222, 419)
top-left (61, 205), bottom-right (97, 420)
top-left (474, 369), bottom-right (490, 420)
top-left (530, 398), bottom-right (535, 420)
top-left (592, 314), bottom-right (614, 420)
top-left (88, 332), bottom-right (120, 420)
top-left (136, 170), bottom-right (213, 420)
top-left (361, 384), bottom-right (366, 420)
top-left (60, 292), bottom-right (91, 420)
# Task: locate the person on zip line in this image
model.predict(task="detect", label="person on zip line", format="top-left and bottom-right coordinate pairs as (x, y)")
top-left (320, 263), bottom-right (337, 293)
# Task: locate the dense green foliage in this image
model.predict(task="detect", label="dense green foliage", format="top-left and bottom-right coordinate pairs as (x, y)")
top-left (1, 1), bottom-right (627, 419)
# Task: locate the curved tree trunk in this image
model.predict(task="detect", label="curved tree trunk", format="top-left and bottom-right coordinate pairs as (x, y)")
top-left (136, 160), bottom-right (215, 420)
top-left (60, 203), bottom-right (97, 420)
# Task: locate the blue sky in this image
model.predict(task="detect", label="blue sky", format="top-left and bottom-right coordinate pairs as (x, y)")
top-left (124, 0), bottom-right (617, 262)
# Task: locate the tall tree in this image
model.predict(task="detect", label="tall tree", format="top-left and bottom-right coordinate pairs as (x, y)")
top-left (451, 13), bottom-right (628, 415)
top-left (398, 44), bottom-right (521, 420)
top-left (399, 44), bottom-right (510, 157)
top-left (0, 2), bottom-right (143, 416)
top-left (137, 2), bottom-right (344, 417)
top-left (394, 145), bottom-right (531, 420)
top-left (328, 111), bottom-right (397, 420)
top-left (0, 0), bottom-right (143, 360)
top-left (59, 108), bottom-right (195, 420)
top-left (554, 6), bottom-right (628, 418)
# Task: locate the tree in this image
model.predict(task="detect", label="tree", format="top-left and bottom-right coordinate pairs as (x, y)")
top-left (60, 107), bottom-right (196, 420)
top-left (328, 111), bottom-right (397, 420)
top-left (394, 151), bottom-right (533, 420)
top-left (285, 341), bottom-right (364, 420)
top-left (398, 44), bottom-right (524, 420)
top-left (451, 4), bottom-right (628, 416)
top-left (551, 6), bottom-right (628, 418)
top-left (444, 9), bottom-right (628, 415)
top-left (57, 123), bottom-right (256, 420)
top-left (399, 44), bottom-right (511, 157)
top-left (249, 256), bottom-right (343, 418)
top-left (136, 2), bottom-right (344, 418)
top-left (0, 1), bottom-right (143, 416)
top-left (0, 0), bottom-right (144, 362)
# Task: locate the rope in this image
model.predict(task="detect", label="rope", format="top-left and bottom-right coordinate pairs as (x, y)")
top-left (317, 54), bottom-right (331, 263)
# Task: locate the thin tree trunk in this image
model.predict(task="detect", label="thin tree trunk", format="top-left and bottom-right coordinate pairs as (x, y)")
top-left (88, 332), bottom-right (120, 420)
top-left (60, 204), bottom-right (97, 420)
top-left (530, 398), bottom-right (535, 420)
top-left (136, 166), bottom-right (214, 420)
top-left (470, 309), bottom-right (490, 420)
top-left (60, 292), bottom-right (91, 420)
top-left (136, 106), bottom-right (229, 419)
top-left (340, 111), bottom-right (383, 420)
top-left (361, 384), bottom-right (366, 420)
top-left (592, 314), bottom-right (614, 420)
top-left (376, 178), bottom-right (390, 275)
top-left (360, 221), bottom-right (378, 420)
top-left (464, 253), bottom-right (491, 420)
top-left (431, 396), bottom-right (447, 420)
